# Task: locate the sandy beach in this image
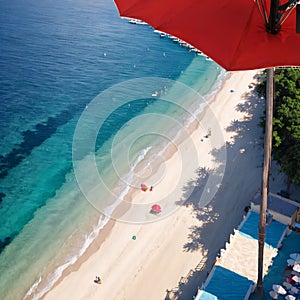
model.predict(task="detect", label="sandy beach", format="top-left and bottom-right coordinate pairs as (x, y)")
top-left (43, 69), bottom-right (265, 300)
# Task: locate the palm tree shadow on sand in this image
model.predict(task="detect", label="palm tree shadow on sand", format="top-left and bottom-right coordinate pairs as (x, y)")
top-left (165, 89), bottom-right (265, 300)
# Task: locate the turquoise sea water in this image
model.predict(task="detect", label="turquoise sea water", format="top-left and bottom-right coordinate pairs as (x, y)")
top-left (0, 0), bottom-right (223, 299)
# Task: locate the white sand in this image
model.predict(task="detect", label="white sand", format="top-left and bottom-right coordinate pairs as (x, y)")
top-left (217, 230), bottom-right (278, 283)
top-left (43, 69), bottom-right (265, 300)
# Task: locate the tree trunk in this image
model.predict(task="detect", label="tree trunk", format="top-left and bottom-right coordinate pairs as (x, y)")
top-left (256, 67), bottom-right (274, 296)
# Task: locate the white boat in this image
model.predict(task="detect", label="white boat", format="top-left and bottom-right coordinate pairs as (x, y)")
top-left (189, 48), bottom-right (202, 54)
top-left (172, 38), bottom-right (181, 43)
top-left (180, 42), bottom-right (189, 47)
top-left (169, 35), bottom-right (179, 40)
top-left (154, 30), bottom-right (168, 37)
top-left (129, 18), bottom-right (147, 25)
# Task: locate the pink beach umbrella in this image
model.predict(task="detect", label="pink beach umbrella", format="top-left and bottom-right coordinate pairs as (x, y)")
top-left (140, 184), bottom-right (148, 192)
top-left (151, 204), bottom-right (161, 214)
top-left (273, 284), bottom-right (287, 295)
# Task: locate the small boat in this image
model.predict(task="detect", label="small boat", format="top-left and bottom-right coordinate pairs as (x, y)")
top-left (129, 18), bottom-right (147, 25)
top-left (169, 35), bottom-right (179, 40)
top-left (153, 30), bottom-right (168, 37)
top-left (180, 42), bottom-right (189, 47)
top-left (189, 48), bottom-right (202, 54)
top-left (172, 38), bottom-right (181, 43)
top-left (129, 18), bottom-right (137, 24)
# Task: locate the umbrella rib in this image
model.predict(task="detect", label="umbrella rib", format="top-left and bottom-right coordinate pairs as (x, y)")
top-left (280, 6), bottom-right (295, 24)
top-left (279, 2), bottom-right (298, 25)
top-left (256, 0), bottom-right (269, 25)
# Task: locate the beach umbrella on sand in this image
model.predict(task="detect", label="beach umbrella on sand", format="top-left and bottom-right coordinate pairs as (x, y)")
top-left (141, 184), bottom-right (148, 192)
top-left (151, 204), bottom-right (161, 214)
top-left (293, 264), bottom-right (300, 272)
top-left (114, 0), bottom-right (300, 294)
top-left (273, 284), bottom-right (287, 295)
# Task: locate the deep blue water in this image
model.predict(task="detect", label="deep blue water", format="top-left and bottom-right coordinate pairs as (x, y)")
top-left (0, 0), bottom-right (203, 250)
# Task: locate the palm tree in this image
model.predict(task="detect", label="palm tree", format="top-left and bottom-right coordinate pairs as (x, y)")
top-left (256, 67), bottom-right (274, 295)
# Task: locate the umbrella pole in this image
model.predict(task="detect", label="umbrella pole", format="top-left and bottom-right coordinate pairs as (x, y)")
top-left (256, 67), bottom-right (274, 296)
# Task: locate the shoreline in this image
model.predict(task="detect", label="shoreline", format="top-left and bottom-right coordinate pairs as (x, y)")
top-left (39, 73), bottom-right (226, 299)
top-left (41, 69), bottom-right (262, 300)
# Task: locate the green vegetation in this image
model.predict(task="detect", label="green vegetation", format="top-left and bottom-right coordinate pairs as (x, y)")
top-left (257, 68), bottom-right (300, 190)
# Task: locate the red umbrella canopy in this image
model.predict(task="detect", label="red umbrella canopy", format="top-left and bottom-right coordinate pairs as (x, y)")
top-left (114, 0), bottom-right (300, 71)
top-left (151, 204), bottom-right (161, 213)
